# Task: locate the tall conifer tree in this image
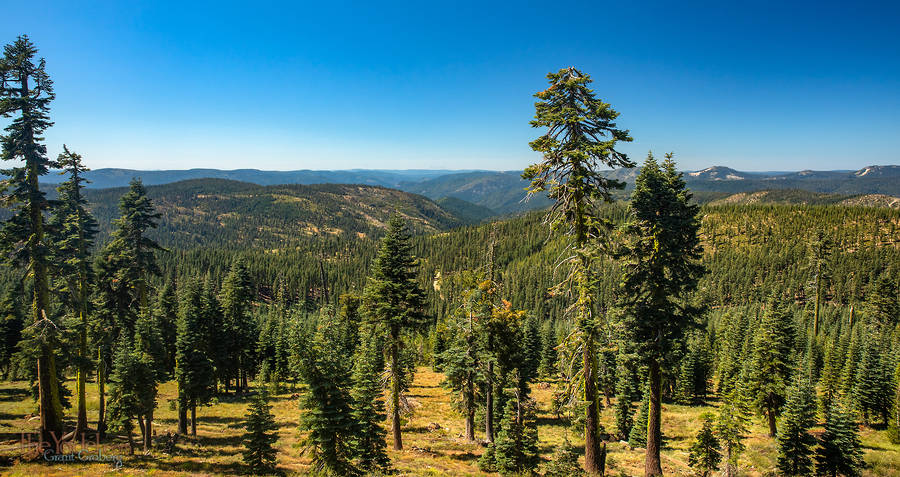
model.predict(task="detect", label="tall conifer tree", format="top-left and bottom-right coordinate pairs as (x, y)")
top-left (49, 146), bottom-right (97, 438)
top-left (523, 66), bottom-right (634, 474)
top-left (0, 35), bottom-right (64, 443)
top-left (747, 299), bottom-right (795, 437)
top-left (362, 214), bottom-right (427, 451)
top-left (776, 376), bottom-right (816, 476)
top-left (619, 153), bottom-right (705, 475)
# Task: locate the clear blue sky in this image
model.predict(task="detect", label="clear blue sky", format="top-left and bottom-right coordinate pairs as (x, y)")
top-left (3, 1), bottom-right (898, 171)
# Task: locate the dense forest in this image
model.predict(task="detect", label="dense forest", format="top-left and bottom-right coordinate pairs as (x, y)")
top-left (1, 36), bottom-right (898, 477)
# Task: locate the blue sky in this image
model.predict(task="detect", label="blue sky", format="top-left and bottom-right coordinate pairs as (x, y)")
top-left (2, 1), bottom-right (898, 171)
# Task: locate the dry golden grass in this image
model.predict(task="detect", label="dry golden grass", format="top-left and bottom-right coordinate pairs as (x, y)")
top-left (1, 368), bottom-right (898, 476)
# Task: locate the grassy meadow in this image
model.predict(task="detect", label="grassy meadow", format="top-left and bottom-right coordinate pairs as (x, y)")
top-left (1, 367), bottom-right (898, 476)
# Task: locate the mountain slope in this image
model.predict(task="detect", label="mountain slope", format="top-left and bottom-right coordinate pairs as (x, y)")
top-left (399, 171), bottom-right (553, 214)
top-left (84, 179), bottom-right (465, 248)
top-left (435, 197), bottom-right (496, 223)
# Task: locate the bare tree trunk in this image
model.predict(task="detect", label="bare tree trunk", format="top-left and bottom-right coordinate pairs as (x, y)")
top-left (126, 423), bottom-right (135, 455)
top-left (390, 326), bottom-right (402, 450)
top-left (767, 407), bottom-right (777, 437)
top-left (71, 307), bottom-right (89, 439)
top-left (145, 408), bottom-right (153, 450)
top-left (190, 402), bottom-right (197, 436)
top-left (177, 385), bottom-right (188, 434)
top-left (137, 415), bottom-right (146, 445)
top-left (644, 359), bottom-right (663, 477)
top-left (485, 360), bottom-right (494, 443)
top-left (584, 335), bottom-right (603, 474)
top-left (465, 379), bottom-right (475, 442)
top-left (97, 354), bottom-right (107, 439)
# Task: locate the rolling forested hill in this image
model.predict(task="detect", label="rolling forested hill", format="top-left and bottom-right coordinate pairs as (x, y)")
top-left (81, 179), bottom-right (467, 249)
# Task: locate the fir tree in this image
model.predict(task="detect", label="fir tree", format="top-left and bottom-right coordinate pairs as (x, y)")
top-left (106, 327), bottom-right (158, 455)
top-left (106, 335), bottom-right (141, 455)
top-left (242, 391), bottom-right (279, 475)
top-left (629, 385), bottom-right (649, 448)
top-left (175, 281), bottom-right (215, 436)
top-left (866, 275), bottom-right (898, 330)
top-left (852, 328), bottom-right (894, 426)
top-left (50, 146), bottom-right (98, 438)
top-left (298, 314), bottom-right (358, 476)
top-left (819, 333), bottom-right (844, 417)
top-left (439, 273), bottom-right (483, 442)
top-left (538, 319), bottom-right (558, 378)
top-left (0, 35), bottom-right (64, 443)
top-left (717, 387), bottom-right (751, 477)
top-left (350, 331), bottom-right (391, 473)
top-left (815, 402), bottom-right (864, 477)
top-left (523, 66), bottom-right (634, 474)
top-left (152, 278), bottom-right (178, 377)
top-left (493, 397), bottom-right (540, 476)
top-left (619, 153), bottom-right (705, 475)
top-left (614, 351), bottom-right (641, 440)
top-left (807, 229), bottom-right (832, 336)
top-left (93, 177), bottom-right (163, 436)
top-left (776, 376), bottom-right (816, 476)
top-left (747, 298), bottom-right (795, 437)
top-left (886, 362), bottom-right (900, 444)
top-left (0, 288), bottom-right (24, 379)
top-left (220, 258), bottom-right (255, 392)
top-left (688, 414), bottom-right (721, 477)
top-left (362, 214), bottom-right (427, 451)
top-left (543, 436), bottom-right (585, 477)
top-left (521, 314), bottom-right (542, 384)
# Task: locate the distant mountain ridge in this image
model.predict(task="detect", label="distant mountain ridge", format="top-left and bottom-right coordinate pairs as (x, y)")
top-left (26, 164), bottom-right (900, 217)
top-left (39, 168), bottom-right (476, 189)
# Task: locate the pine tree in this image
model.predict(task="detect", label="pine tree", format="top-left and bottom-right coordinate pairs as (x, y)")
top-left (49, 146), bottom-right (98, 438)
top-left (815, 402), bottom-right (864, 477)
top-left (688, 414), bottom-right (721, 477)
top-left (0, 35), bottom-right (64, 444)
top-left (747, 298), bottom-right (795, 437)
top-left (776, 376), bottom-right (816, 476)
top-left (349, 331), bottom-right (391, 473)
top-left (619, 153), bottom-right (705, 475)
top-left (716, 387), bottom-right (751, 477)
top-left (523, 66), bottom-right (634, 474)
top-left (543, 436), bottom-right (585, 477)
top-left (361, 214), bottom-right (427, 451)
top-left (493, 397), bottom-right (540, 476)
top-left (242, 392), bottom-right (279, 475)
